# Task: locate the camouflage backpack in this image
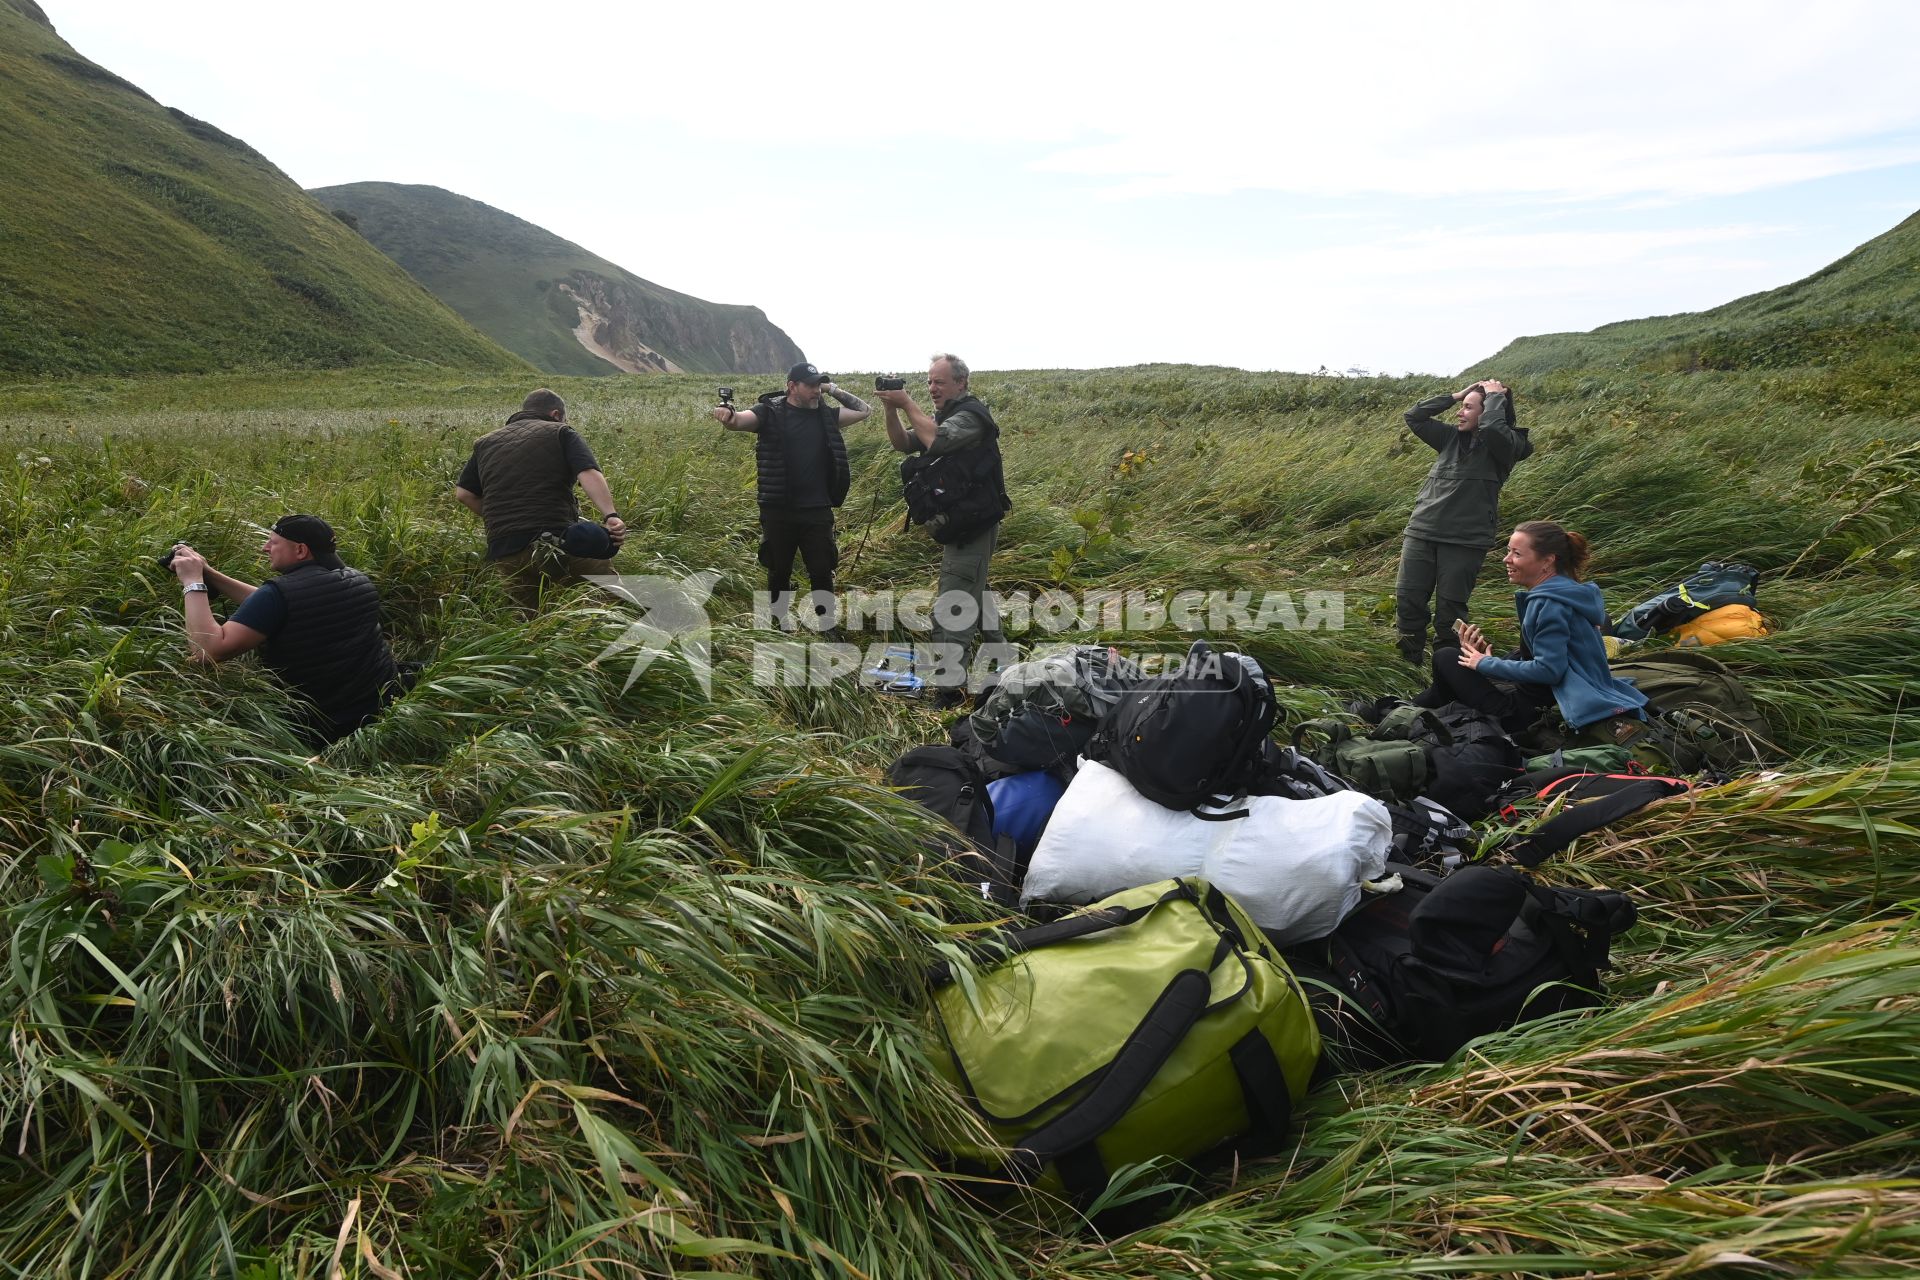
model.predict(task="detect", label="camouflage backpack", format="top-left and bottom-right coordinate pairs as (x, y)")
top-left (1608, 649), bottom-right (1774, 775)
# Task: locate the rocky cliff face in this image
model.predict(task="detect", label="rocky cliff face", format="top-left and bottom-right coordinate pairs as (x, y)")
top-left (549, 269), bottom-right (804, 377)
top-left (553, 276), bottom-right (679, 373)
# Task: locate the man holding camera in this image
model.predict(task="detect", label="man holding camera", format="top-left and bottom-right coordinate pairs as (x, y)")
top-left (1394, 378), bottom-right (1531, 666)
top-left (167, 515), bottom-right (400, 747)
top-left (454, 388), bottom-right (628, 612)
top-left (710, 362), bottom-right (870, 628)
top-left (878, 352), bottom-right (1011, 705)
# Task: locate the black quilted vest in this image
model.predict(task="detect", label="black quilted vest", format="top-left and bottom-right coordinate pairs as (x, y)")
top-left (261, 564), bottom-right (397, 729)
top-left (753, 395), bottom-right (851, 508)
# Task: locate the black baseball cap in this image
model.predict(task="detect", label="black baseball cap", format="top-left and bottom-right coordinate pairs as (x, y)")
top-left (272, 514), bottom-right (344, 569)
top-left (786, 362), bottom-right (824, 385)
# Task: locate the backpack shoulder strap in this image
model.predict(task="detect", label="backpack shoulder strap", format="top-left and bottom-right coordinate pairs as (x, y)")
top-left (1292, 717), bottom-right (1353, 751)
top-left (1523, 882), bottom-right (1608, 990)
top-left (924, 885), bottom-right (1182, 986)
top-left (1004, 967), bottom-right (1213, 1183)
top-left (1500, 777), bottom-right (1690, 868)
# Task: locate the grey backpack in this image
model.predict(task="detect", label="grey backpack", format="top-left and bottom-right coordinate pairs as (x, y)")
top-left (970, 646), bottom-right (1141, 773)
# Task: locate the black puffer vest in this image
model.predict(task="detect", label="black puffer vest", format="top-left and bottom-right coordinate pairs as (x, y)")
top-left (261, 564), bottom-right (398, 728)
top-left (753, 395), bottom-right (851, 508)
top-left (900, 394), bottom-right (1010, 545)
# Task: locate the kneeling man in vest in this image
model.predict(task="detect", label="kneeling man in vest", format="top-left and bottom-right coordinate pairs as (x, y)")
top-left (710, 362), bottom-right (870, 628)
top-left (455, 388), bottom-right (628, 612)
top-left (168, 515), bottom-right (400, 747)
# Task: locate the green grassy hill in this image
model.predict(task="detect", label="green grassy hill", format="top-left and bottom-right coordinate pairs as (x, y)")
top-left (0, 1), bottom-right (528, 377)
top-left (312, 181), bottom-right (807, 376)
top-left (1481, 208), bottom-right (1920, 397)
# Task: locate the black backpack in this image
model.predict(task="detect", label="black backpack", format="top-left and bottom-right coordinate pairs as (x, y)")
top-left (1089, 641), bottom-right (1279, 814)
top-left (1416, 703), bottom-right (1527, 820)
top-left (1287, 863), bottom-right (1636, 1068)
top-left (946, 714), bottom-right (1019, 783)
top-left (969, 646), bottom-right (1141, 776)
top-left (1253, 740), bottom-right (1350, 800)
top-left (885, 746), bottom-right (1022, 904)
top-left (1247, 740), bottom-right (1471, 867)
top-left (1294, 702), bottom-right (1523, 821)
top-left (1612, 561), bottom-right (1759, 641)
top-left (1387, 795), bottom-right (1475, 867)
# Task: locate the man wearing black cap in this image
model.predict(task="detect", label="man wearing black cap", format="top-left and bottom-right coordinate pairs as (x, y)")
top-left (455, 388), bottom-right (628, 611)
top-left (167, 515), bottom-right (400, 746)
top-left (710, 363), bottom-right (870, 628)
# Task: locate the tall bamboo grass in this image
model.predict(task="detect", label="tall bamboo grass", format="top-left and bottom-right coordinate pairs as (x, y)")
top-left (1, 362), bottom-right (1916, 1276)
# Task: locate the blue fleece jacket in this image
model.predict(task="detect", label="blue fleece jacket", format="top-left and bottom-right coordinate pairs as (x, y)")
top-left (1476, 574), bottom-right (1648, 730)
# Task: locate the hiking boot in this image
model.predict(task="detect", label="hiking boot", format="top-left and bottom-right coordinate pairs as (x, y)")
top-left (1397, 634), bottom-right (1425, 668)
top-left (932, 687), bottom-right (967, 711)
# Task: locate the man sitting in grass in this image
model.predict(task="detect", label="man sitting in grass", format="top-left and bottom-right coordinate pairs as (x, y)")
top-left (454, 388), bottom-right (628, 611)
top-left (167, 514), bottom-right (400, 747)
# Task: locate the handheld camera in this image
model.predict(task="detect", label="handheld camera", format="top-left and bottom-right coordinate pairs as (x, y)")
top-left (875, 376), bottom-right (907, 392)
top-left (717, 386), bottom-right (735, 407)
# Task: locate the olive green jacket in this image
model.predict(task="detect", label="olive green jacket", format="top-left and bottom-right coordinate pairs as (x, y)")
top-left (1401, 392), bottom-right (1532, 548)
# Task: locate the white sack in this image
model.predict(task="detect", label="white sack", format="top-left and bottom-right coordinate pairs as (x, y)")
top-left (1021, 759), bottom-right (1392, 945)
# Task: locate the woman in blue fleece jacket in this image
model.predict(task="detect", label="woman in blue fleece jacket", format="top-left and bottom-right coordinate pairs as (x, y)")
top-left (1419, 521), bottom-right (1648, 739)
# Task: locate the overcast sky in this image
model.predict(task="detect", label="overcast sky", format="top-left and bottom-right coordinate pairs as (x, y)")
top-left (46, 0), bottom-right (1920, 375)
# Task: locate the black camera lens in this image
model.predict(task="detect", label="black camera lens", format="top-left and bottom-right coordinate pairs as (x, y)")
top-left (156, 548), bottom-right (178, 570)
top-left (875, 376), bottom-right (907, 392)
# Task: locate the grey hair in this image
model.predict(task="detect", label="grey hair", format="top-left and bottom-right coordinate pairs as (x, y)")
top-left (929, 352), bottom-right (970, 385)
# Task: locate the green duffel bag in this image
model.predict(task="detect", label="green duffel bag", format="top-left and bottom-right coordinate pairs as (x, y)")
top-left (927, 877), bottom-right (1320, 1201)
top-left (1608, 649), bottom-right (1774, 775)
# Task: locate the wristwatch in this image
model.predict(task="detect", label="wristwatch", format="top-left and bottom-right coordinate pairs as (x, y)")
top-left (183, 582), bottom-right (210, 594)
top-left (602, 511), bottom-right (619, 523)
